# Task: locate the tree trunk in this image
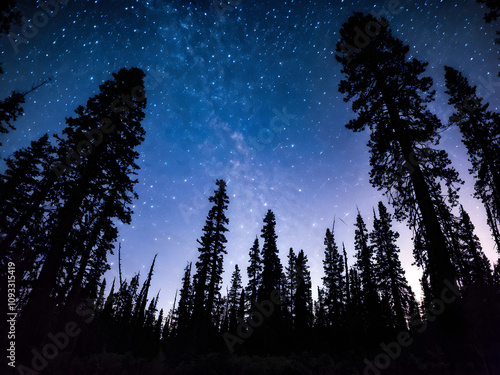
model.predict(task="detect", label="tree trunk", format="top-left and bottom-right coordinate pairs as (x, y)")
top-left (380, 87), bottom-right (458, 297)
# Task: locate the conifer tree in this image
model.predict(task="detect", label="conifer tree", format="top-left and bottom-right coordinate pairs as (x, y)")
top-left (371, 201), bottom-right (415, 331)
top-left (321, 222), bottom-right (345, 328)
top-left (246, 236), bottom-right (262, 305)
top-left (95, 278), bottom-right (107, 312)
top-left (336, 13), bottom-right (460, 299)
top-left (156, 308), bottom-right (164, 342)
top-left (348, 267), bottom-right (363, 327)
top-left (103, 277), bottom-right (116, 317)
top-left (227, 264), bottom-right (242, 331)
top-left (493, 262), bottom-right (500, 287)
top-left (259, 210), bottom-right (283, 300)
top-left (343, 243), bottom-right (350, 306)
top-left (0, 134), bottom-right (58, 311)
top-left (192, 179), bottom-right (229, 321)
top-left (285, 247), bottom-right (297, 320)
top-left (176, 262), bottom-right (193, 332)
top-left (133, 254), bottom-right (158, 330)
top-left (444, 66), bottom-right (500, 251)
top-left (314, 287), bottom-right (327, 329)
top-left (17, 68), bottom-right (147, 350)
top-left (354, 209), bottom-right (379, 328)
top-left (293, 249), bottom-right (313, 330)
top-left (457, 205), bottom-right (492, 286)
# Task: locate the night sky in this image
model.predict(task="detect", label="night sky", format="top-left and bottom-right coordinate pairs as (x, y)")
top-left (1, 0), bottom-right (499, 313)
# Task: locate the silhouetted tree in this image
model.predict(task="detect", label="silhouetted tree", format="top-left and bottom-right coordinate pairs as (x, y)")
top-left (192, 179), bottom-right (230, 321)
top-left (336, 13), bottom-right (460, 300)
top-left (353, 209), bottom-right (380, 334)
top-left (227, 264), bottom-right (242, 331)
top-left (246, 236), bottom-right (261, 306)
top-left (347, 267), bottom-right (364, 342)
top-left (343, 243), bottom-right (350, 306)
top-left (0, 134), bottom-right (57, 312)
top-left (176, 262), bottom-right (193, 333)
top-left (444, 66), bottom-right (500, 251)
top-left (133, 254), bottom-right (158, 330)
top-left (371, 201), bottom-right (415, 331)
top-left (314, 286), bottom-right (327, 329)
top-left (156, 308), bottom-right (164, 342)
top-left (293, 249), bottom-right (313, 331)
top-left (284, 247), bottom-right (297, 322)
top-left (321, 222), bottom-right (345, 329)
top-left (457, 205), bottom-right (492, 286)
top-left (259, 210), bottom-right (282, 299)
top-left (17, 67), bottom-right (147, 352)
top-left (95, 278), bottom-right (107, 312)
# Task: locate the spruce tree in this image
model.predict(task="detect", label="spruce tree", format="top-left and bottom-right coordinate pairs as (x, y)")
top-left (348, 267), bottom-right (363, 332)
top-left (343, 243), bottom-right (350, 306)
top-left (227, 264), bottom-right (242, 331)
top-left (314, 287), bottom-right (327, 329)
top-left (246, 236), bottom-right (262, 305)
top-left (192, 179), bottom-right (229, 320)
top-left (176, 262), bottom-right (193, 333)
top-left (259, 209), bottom-right (282, 299)
top-left (371, 201), bottom-right (415, 331)
top-left (321, 222), bottom-right (345, 329)
top-left (353, 209), bottom-right (379, 333)
top-left (457, 205), bottom-right (492, 286)
top-left (336, 13), bottom-right (460, 299)
top-left (293, 249), bottom-right (313, 331)
top-left (285, 247), bottom-right (297, 320)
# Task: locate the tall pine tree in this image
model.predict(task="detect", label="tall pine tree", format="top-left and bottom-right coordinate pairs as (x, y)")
top-left (17, 68), bottom-right (147, 352)
top-left (336, 13), bottom-right (460, 299)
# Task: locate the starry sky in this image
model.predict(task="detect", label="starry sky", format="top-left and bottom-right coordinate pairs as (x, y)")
top-left (1, 0), bottom-right (499, 313)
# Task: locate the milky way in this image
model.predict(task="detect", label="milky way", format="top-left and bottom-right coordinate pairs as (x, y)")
top-left (1, 0), bottom-right (499, 311)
